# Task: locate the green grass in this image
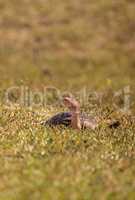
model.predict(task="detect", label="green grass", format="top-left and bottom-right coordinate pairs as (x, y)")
top-left (0, 0), bottom-right (135, 199)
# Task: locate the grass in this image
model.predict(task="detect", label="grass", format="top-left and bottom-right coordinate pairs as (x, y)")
top-left (0, 0), bottom-right (135, 199)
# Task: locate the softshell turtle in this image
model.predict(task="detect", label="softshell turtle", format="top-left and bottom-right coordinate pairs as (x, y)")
top-left (42, 97), bottom-right (120, 130)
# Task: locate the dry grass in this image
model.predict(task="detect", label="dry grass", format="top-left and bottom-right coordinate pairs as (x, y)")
top-left (0, 0), bottom-right (135, 199)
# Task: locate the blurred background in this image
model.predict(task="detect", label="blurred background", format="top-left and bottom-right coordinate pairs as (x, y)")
top-left (0, 0), bottom-right (134, 90)
top-left (0, 2), bottom-right (135, 199)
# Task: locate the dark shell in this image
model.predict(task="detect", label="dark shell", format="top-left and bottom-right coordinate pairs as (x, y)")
top-left (43, 112), bottom-right (72, 127)
top-left (42, 112), bottom-right (96, 128)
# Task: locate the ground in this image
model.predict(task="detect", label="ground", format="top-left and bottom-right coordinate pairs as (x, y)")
top-left (0, 0), bottom-right (135, 200)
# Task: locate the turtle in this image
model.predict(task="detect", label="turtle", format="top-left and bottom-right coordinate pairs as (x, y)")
top-left (41, 97), bottom-right (120, 130)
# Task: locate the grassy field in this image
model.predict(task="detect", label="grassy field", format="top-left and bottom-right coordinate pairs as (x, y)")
top-left (0, 0), bottom-right (135, 199)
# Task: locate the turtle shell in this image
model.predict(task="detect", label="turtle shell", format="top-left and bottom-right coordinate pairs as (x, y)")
top-left (42, 112), bottom-right (97, 128)
top-left (43, 112), bottom-right (72, 127)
